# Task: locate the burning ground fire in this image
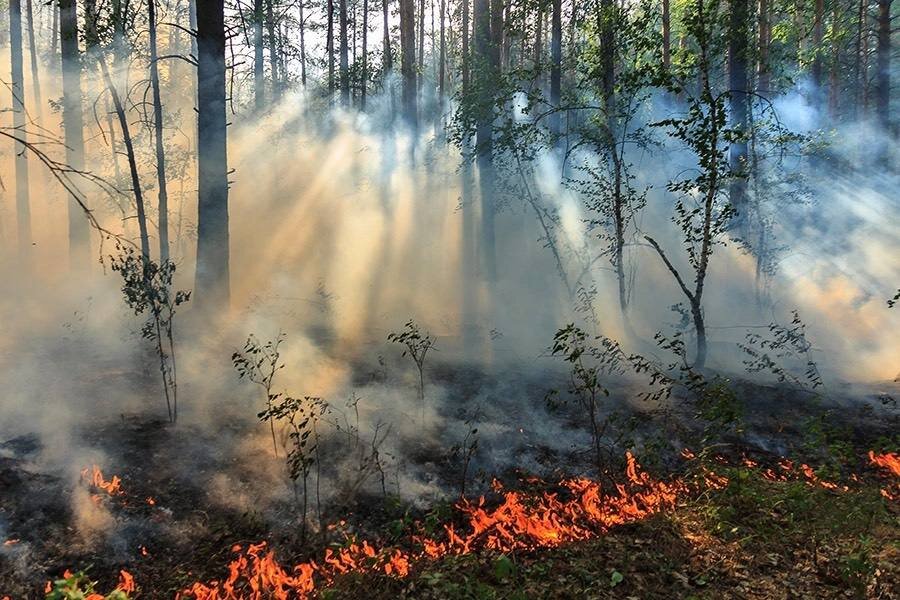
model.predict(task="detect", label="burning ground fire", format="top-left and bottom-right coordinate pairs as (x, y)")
top-left (24, 451), bottom-right (899, 599)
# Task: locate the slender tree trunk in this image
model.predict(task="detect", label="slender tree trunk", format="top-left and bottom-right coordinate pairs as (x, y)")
top-left (10, 0), bottom-right (31, 259)
top-left (828, 1), bottom-right (840, 117)
top-left (399, 0), bottom-right (418, 126)
top-left (99, 57), bottom-right (151, 261)
top-left (362, 0), bottom-right (368, 107)
top-left (533, 3), bottom-right (541, 69)
top-left (50, 0), bottom-right (59, 61)
top-left (549, 0), bottom-right (561, 138)
top-left (340, 0), bottom-right (350, 105)
top-left (854, 0), bottom-right (865, 116)
top-left (382, 0), bottom-right (393, 74)
top-left (728, 0), bottom-right (749, 227)
top-left (758, 0), bottom-right (770, 96)
top-left (418, 0), bottom-right (425, 76)
top-left (60, 0), bottom-right (89, 266)
top-left (195, 0), bottom-right (230, 308)
top-left (266, 0), bottom-right (280, 101)
top-left (474, 0), bottom-right (495, 280)
top-left (299, 0), bottom-right (307, 85)
top-left (149, 0), bottom-right (170, 263)
top-left (24, 0), bottom-right (41, 125)
top-left (662, 0), bottom-right (670, 70)
top-left (875, 0), bottom-right (892, 128)
top-left (812, 0), bottom-right (823, 94)
top-left (438, 0), bottom-right (445, 102)
top-left (328, 0), bottom-right (335, 94)
top-left (253, 0), bottom-right (265, 110)
top-left (462, 0), bottom-right (470, 95)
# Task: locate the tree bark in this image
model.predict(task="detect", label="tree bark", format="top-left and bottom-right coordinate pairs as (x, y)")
top-left (328, 0), bottom-right (335, 94)
top-left (462, 0), bottom-right (470, 95)
top-left (474, 0), bottom-right (495, 280)
top-left (550, 0), bottom-right (561, 138)
top-left (340, 0), bottom-right (350, 105)
top-left (383, 0), bottom-right (393, 74)
top-left (266, 0), bottom-right (280, 100)
top-left (399, 0), bottom-right (418, 126)
top-left (99, 57), bottom-right (151, 261)
top-left (60, 0), bottom-right (89, 266)
top-left (362, 0), bottom-right (369, 108)
top-left (812, 0), bottom-right (824, 93)
top-left (254, 0), bottom-right (265, 110)
top-left (662, 0), bottom-right (670, 69)
top-left (438, 0), bottom-right (445, 102)
top-left (418, 0), bottom-right (425, 76)
top-left (149, 0), bottom-right (170, 263)
top-left (757, 0), bottom-right (770, 96)
top-left (728, 0), bottom-right (749, 226)
top-left (10, 0), bottom-right (31, 258)
top-left (24, 0), bottom-right (41, 125)
top-left (875, 0), bottom-right (892, 128)
top-left (299, 0), bottom-right (308, 85)
top-left (196, 0), bottom-right (230, 307)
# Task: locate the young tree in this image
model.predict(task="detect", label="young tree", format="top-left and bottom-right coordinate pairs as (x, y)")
top-left (195, 0), bottom-right (230, 308)
top-left (24, 0), bottom-right (41, 125)
top-left (340, 0), bottom-right (350, 104)
top-left (254, 0), bottom-right (265, 110)
top-left (728, 0), bottom-right (749, 229)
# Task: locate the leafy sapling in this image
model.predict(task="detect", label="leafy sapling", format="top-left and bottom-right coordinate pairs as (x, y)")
top-left (388, 320), bottom-right (436, 418)
top-left (110, 243), bottom-right (190, 423)
top-left (232, 332), bottom-right (288, 456)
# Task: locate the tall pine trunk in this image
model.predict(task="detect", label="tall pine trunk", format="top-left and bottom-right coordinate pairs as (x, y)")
top-left (383, 0), bottom-right (393, 74)
top-left (875, 0), bottom-right (892, 128)
top-left (266, 0), bottom-right (280, 101)
top-left (60, 0), bottom-right (89, 266)
top-left (25, 0), bottom-right (41, 125)
top-left (340, 0), bottom-right (350, 105)
top-left (728, 0), bottom-right (749, 228)
top-left (196, 0), bottom-right (230, 308)
top-left (361, 0), bottom-right (368, 108)
top-left (10, 0), bottom-right (31, 258)
top-left (149, 0), bottom-right (170, 263)
top-left (299, 1), bottom-right (307, 85)
top-left (662, 0), bottom-right (670, 70)
top-left (474, 0), bottom-right (495, 280)
top-left (758, 0), bottom-right (770, 96)
top-left (399, 0), bottom-right (417, 127)
top-left (549, 0), bottom-right (561, 138)
top-left (254, 0), bottom-right (265, 110)
top-left (328, 0), bottom-right (335, 94)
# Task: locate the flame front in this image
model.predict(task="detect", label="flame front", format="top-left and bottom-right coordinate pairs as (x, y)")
top-left (80, 465), bottom-right (123, 497)
top-left (179, 453), bottom-right (683, 599)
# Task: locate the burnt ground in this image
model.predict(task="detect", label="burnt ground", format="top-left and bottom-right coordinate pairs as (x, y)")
top-left (0, 360), bottom-right (898, 598)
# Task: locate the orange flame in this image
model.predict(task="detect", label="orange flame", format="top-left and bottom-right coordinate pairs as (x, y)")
top-left (869, 451), bottom-right (900, 477)
top-left (178, 453), bottom-right (684, 599)
top-left (80, 465), bottom-right (123, 496)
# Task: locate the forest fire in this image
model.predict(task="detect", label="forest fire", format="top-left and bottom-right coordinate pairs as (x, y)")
top-left (179, 453), bottom-right (683, 599)
top-left (80, 466), bottom-right (123, 497)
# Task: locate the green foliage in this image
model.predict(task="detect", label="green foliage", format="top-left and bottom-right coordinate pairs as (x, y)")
top-left (45, 570), bottom-right (129, 600)
top-left (388, 320), bottom-right (435, 412)
top-left (109, 243), bottom-right (190, 423)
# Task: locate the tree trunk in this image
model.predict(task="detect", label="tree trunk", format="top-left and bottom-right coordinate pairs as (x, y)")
top-left (474, 0), bottom-right (495, 280)
top-left (854, 0), bottom-right (865, 116)
top-left (728, 0), bottom-right (749, 227)
top-left (550, 0), bottom-right (561, 138)
top-left (757, 0), bottom-right (770, 96)
top-left (399, 0), bottom-right (418, 126)
top-left (266, 0), bottom-right (280, 101)
top-left (10, 0), bottom-right (31, 259)
top-left (340, 0), bottom-right (350, 105)
top-left (383, 0), bottom-right (393, 74)
top-left (196, 0), bottom-right (230, 307)
top-left (662, 0), bottom-right (670, 70)
top-left (149, 0), bottom-right (170, 263)
top-left (362, 0), bottom-right (369, 108)
top-left (253, 0), bottom-right (264, 111)
top-left (875, 0), bottom-right (891, 128)
top-left (418, 0), bottom-right (425, 76)
top-left (438, 0), bottom-right (445, 102)
top-left (99, 57), bottom-right (151, 261)
top-left (461, 0), bottom-right (470, 95)
top-left (50, 0), bottom-right (58, 61)
top-left (60, 0), bottom-right (89, 266)
top-left (828, 1), bottom-right (840, 116)
top-left (812, 0), bottom-right (823, 93)
top-left (328, 0), bottom-right (335, 94)
top-left (299, 0), bottom-right (307, 85)
top-left (24, 0), bottom-right (42, 125)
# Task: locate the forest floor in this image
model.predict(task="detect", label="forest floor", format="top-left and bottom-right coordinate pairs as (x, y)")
top-left (1, 369), bottom-right (898, 599)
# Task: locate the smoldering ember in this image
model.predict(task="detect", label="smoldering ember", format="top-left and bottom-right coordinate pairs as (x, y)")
top-left (0, 0), bottom-right (899, 598)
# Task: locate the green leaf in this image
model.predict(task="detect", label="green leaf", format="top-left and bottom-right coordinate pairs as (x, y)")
top-left (610, 570), bottom-right (624, 587)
